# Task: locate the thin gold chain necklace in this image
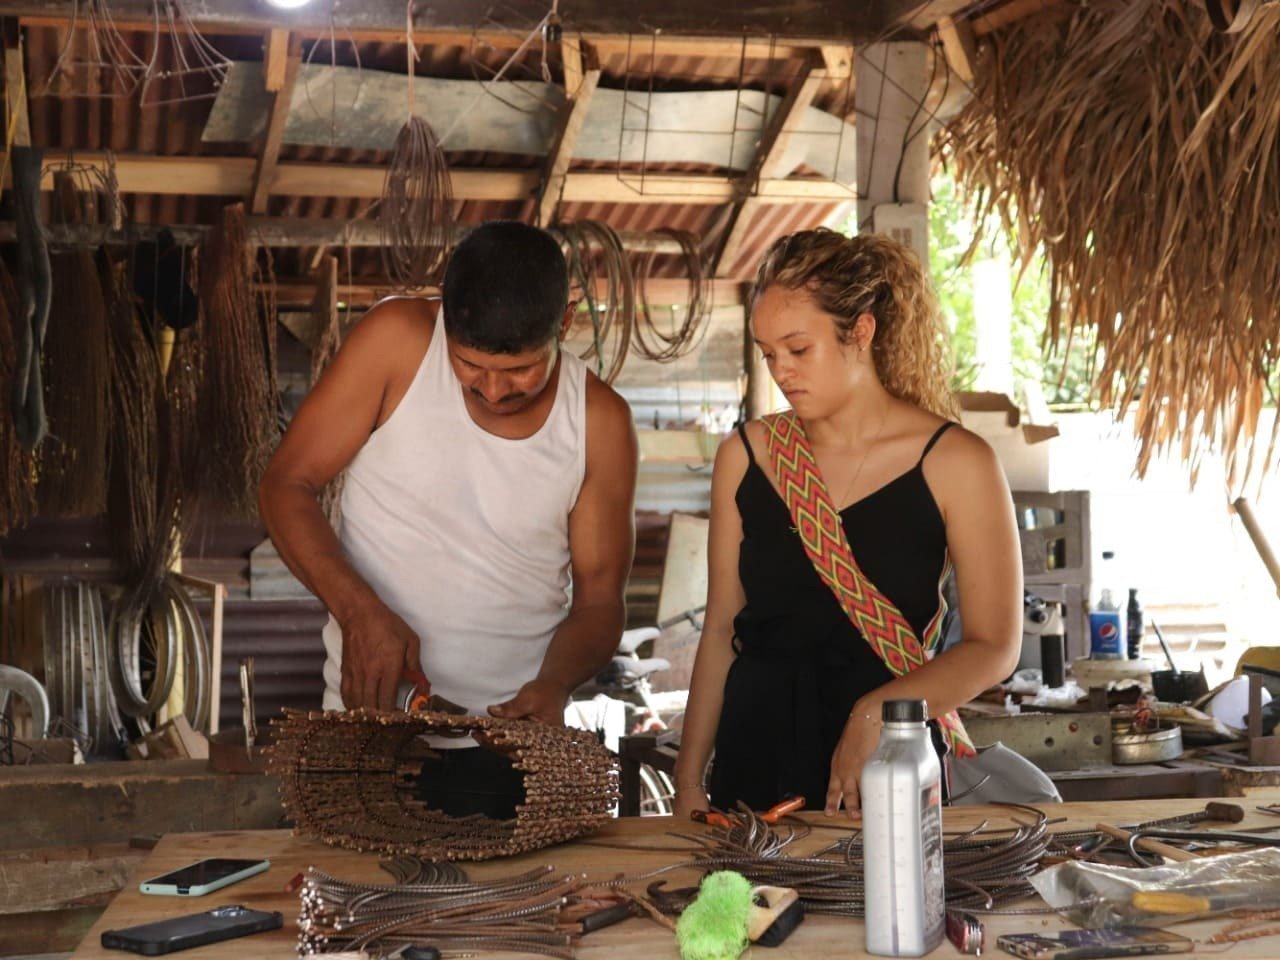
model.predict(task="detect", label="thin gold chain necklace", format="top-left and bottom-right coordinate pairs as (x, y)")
top-left (835, 402), bottom-right (889, 509)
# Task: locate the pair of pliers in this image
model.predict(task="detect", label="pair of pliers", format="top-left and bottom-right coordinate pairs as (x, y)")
top-left (691, 795), bottom-right (806, 828)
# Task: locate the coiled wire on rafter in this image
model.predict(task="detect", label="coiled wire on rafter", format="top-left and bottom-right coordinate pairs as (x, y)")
top-left (380, 2), bottom-right (454, 290)
top-left (552, 220), bottom-right (633, 385)
top-left (632, 227), bottom-right (713, 363)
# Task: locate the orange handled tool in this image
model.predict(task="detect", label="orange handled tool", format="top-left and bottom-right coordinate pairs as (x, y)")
top-left (760, 796), bottom-right (805, 823)
top-left (691, 796), bottom-right (806, 829)
top-left (402, 669), bottom-right (431, 713)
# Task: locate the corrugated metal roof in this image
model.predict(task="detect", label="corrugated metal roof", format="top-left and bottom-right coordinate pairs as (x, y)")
top-left (19, 23), bottom-right (847, 281)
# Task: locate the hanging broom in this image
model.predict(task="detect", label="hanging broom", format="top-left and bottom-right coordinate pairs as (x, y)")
top-left (195, 203), bottom-right (280, 520)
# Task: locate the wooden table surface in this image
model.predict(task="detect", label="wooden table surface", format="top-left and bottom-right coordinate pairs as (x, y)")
top-left (74, 794), bottom-right (1280, 959)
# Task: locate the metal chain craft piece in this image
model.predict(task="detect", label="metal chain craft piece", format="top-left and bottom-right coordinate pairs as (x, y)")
top-left (271, 709), bottom-right (618, 861)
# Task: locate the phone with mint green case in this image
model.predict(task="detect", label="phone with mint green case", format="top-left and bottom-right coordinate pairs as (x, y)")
top-left (138, 858), bottom-right (270, 896)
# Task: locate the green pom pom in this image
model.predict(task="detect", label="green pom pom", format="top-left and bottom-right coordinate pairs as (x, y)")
top-left (675, 871), bottom-right (754, 960)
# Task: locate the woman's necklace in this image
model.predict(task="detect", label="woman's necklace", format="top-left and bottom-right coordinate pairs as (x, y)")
top-left (836, 403), bottom-right (889, 509)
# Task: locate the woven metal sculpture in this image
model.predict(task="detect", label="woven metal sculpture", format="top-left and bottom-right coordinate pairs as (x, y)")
top-left (271, 709), bottom-right (618, 861)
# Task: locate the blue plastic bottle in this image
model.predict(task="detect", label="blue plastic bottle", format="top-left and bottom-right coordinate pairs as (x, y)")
top-left (1088, 550), bottom-right (1126, 659)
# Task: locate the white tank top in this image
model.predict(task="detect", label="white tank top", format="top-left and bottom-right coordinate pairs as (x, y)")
top-left (321, 321), bottom-right (588, 730)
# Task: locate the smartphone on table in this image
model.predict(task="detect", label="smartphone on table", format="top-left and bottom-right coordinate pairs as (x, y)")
top-left (102, 904), bottom-right (283, 956)
top-left (997, 927), bottom-right (1194, 960)
top-left (139, 857), bottom-right (270, 896)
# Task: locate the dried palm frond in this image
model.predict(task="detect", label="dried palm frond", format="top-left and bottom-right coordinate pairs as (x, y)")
top-left (0, 259), bottom-right (36, 535)
top-left (940, 0), bottom-right (1280, 486)
top-left (37, 174), bottom-right (112, 517)
top-left (196, 203), bottom-right (279, 520)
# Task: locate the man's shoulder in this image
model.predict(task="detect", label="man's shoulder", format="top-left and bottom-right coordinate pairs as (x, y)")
top-left (358, 295), bottom-right (438, 333)
top-left (582, 369), bottom-right (632, 424)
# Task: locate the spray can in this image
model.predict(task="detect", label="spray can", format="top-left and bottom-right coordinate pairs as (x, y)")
top-left (861, 699), bottom-right (945, 957)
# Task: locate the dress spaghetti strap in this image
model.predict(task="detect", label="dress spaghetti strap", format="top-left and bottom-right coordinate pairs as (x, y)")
top-left (918, 422), bottom-right (956, 465)
top-left (737, 422), bottom-right (758, 466)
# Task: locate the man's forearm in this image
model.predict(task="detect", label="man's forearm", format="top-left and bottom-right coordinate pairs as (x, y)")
top-left (534, 601), bottom-right (626, 694)
top-left (259, 478), bottom-right (380, 626)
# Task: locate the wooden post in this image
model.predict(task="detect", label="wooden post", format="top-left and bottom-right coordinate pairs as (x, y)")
top-left (855, 41), bottom-right (930, 263)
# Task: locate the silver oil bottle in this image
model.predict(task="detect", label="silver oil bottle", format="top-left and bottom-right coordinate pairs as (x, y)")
top-left (861, 699), bottom-right (945, 957)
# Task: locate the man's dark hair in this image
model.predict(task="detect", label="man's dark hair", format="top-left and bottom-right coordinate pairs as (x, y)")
top-left (442, 221), bottom-right (569, 353)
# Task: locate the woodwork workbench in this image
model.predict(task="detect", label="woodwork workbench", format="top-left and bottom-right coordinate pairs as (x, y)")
top-left (72, 794), bottom-right (1280, 959)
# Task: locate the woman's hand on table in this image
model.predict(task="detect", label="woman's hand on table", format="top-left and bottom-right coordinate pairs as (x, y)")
top-left (825, 707), bottom-right (882, 819)
top-left (673, 784), bottom-right (710, 819)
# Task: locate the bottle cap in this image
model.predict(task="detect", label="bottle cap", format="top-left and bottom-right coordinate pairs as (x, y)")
top-left (1102, 550), bottom-right (1115, 560)
top-left (882, 699), bottom-right (927, 723)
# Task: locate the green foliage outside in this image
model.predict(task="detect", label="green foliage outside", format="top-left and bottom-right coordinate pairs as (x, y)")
top-left (838, 170), bottom-right (1096, 409)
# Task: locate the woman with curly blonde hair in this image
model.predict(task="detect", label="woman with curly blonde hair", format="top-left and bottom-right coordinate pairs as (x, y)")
top-left (674, 228), bottom-right (1022, 819)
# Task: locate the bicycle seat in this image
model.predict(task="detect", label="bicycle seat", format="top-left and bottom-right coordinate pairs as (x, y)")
top-left (618, 627), bottom-right (660, 655)
top-left (611, 655), bottom-right (670, 678)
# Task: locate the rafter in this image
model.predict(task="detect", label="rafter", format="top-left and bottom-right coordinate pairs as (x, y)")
top-left (537, 37), bottom-right (601, 228)
top-left (0, 217), bottom-right (691, 253)
top-left (714, 53), bottom-right (826, 277)
top-left (266, 277), bottom-right (745, 307)
top-left (4, 0), bottom-right (936, 44)
top-left (250, 32), bottom-right (300, 215)
top-left (0, 217), bottom-right (689, 253)
top-left (19, 152), bottom-right (857, 204)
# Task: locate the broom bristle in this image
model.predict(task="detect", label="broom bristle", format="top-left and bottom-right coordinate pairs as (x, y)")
top-left (195, 202), bottom-right (280, 520)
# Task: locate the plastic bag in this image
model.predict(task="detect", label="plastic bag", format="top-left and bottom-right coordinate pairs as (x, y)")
top-left (947, 742), bottom-right (1062, 805)
top-left (1030, 848), bottom-right (1280, 928)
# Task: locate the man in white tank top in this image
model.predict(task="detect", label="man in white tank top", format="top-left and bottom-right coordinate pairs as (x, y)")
top-left (259, 222), bottom-right (638, 816)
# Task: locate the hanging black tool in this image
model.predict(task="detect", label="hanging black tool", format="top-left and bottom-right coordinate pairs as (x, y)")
top-left (10, 146), bottom-right (50, 449)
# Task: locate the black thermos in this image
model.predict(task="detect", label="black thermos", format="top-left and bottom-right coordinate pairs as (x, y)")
top-left (1127, 588), bottom-right (1144, 659)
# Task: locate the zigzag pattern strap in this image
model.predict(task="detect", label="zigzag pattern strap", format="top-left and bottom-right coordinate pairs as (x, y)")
top-left (760, 411), bottom-right (974, 757)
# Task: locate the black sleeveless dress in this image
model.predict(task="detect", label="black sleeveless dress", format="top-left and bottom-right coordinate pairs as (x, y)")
top-left (707, 421), bottom-right (955, 812)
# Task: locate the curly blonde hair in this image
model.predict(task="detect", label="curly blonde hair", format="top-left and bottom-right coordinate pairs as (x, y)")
top-left (750, 228), bottom-right (958, 419)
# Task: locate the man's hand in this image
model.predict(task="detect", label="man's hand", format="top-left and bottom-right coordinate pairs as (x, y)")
top-left (338, 601), bottom-right (422, 711)
top-left (825, 711), bottom-right (883, 819)
top-left (488, 678), bottom-right (571, 725)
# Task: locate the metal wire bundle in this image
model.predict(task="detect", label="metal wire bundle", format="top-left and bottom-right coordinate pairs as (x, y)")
top-left (41, 580), bottom-right (124, 755)
top-left (669, 803), bottom-right (1051, 916)
top-left (379, 115), bottom-right (455, 290)
top-left (195, 202), bottom-right (280, 520)
top-left (552, 220), bottom-right (634, 384)
top-left (270, 709), bottom-right (618, 862)
top-left (297, 863), bottom-right (581, 958)
top-left (632, 228), bottom-right (713, 363)
top-left (39, 0), bottom-right (152, 99)
top-left (105, 573), bottom-right (210, 732)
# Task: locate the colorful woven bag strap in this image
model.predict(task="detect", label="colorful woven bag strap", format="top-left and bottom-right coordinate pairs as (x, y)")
top-left (760, 410), bottom-right (974, 757)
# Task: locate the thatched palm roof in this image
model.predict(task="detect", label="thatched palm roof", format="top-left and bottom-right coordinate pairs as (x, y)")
top-left (942, 0), bottom-right (1280, 484)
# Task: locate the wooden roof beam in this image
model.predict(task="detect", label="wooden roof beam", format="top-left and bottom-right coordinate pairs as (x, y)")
top-left (250, 32), bottom-right (301, 215)
top-left (266, 277), bottom-right (746, 308)
top-left (21, 153), bottom-right (858, 204)
top-left (2, 0), bottom-right (936, 44)
top-left (0, 216), bottom-right (690, 253)
top-left (713, 53), bottom-right (826, 277)
top-left (537, 36), bottom-right (601, 228)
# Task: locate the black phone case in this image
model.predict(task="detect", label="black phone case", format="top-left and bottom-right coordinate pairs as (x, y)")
top-left (101, 905), bottom-right (283, 956)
